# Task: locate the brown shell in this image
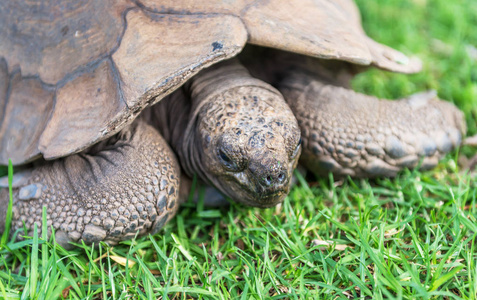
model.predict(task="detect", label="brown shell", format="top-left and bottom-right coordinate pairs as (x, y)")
top-left (0, 0), bottom-right (421, 165)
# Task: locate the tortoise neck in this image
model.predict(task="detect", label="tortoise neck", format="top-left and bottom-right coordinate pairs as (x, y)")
top-left (186, 58), bottom-right (251, 99)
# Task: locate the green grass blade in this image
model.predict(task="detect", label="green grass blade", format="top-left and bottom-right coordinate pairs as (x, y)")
top-left (1, 160), bottom-right (14, 247)
top-left (430, 265), bottom-right (465, 292)
top-left (41, 206), bottom-right (48, 279)
top-left (29, 224), bottom-right (39, 299)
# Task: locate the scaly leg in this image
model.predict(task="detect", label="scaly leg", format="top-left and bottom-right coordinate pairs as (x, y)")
top-left (278, 71), bottom-right (465, 177)
top-left (0, 120), bottom-right (180, 248)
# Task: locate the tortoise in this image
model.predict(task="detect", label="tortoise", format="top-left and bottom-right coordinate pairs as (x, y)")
top-left (0, 0), bottom-right (465, 247)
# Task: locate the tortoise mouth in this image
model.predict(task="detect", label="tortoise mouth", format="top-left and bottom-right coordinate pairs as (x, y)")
top-left (218, 174), bottom-right (290, 208)
top-left (255, 189), bottom-right (288, 207)
top-left (236, 189), bottom-right (288, 208)
top-left (254, 183), bottom-right (289, 204)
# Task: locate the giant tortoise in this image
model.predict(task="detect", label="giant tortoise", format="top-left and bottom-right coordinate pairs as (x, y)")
top-left (0, 0), bottom-right (465, 247)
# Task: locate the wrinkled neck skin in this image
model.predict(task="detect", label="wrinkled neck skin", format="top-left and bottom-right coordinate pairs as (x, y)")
top-left (167, 60), bottom-right (301, 207)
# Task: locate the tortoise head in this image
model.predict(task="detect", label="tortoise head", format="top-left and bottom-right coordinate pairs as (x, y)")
top-left (187, 83), bottom-right (301, 207)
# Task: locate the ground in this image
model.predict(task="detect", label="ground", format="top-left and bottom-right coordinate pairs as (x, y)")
top-left (0, 0), bottom-right (476, 299)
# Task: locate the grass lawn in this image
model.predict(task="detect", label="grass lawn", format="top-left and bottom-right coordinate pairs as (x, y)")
top-left (1, 0), bottom-right (476, 299)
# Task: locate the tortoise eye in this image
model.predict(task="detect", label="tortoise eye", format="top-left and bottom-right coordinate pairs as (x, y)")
top-left (218, 148), bottom-right (240, 171)
top-left (219, 149), bottom-right (232, 164)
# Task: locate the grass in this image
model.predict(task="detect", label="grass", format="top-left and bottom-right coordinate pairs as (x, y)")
top-left (1, 0), bottom-right (477, 299)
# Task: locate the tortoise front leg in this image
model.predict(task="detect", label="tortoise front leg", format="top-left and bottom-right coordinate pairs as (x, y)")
top-left (278, 71), bottom-right (465, 178)
top-left (0, 120), bottom-right (180, 248)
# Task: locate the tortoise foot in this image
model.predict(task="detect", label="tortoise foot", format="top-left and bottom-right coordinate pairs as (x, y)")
top-left (278, 72), bottom-right (465, 178)
top-left (0, 120), bottom-right (180, 248)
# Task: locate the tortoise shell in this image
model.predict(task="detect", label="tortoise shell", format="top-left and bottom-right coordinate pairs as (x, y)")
top-left (0, 0), bottom-right (421, 165)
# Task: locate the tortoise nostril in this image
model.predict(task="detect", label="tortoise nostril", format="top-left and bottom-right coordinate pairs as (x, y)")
top-left (262, 172), bottom-right (286, 186)
top-left (277, 172), bottom-right (285, 183)
top-left (265, 175), bottom-right (272, 185)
